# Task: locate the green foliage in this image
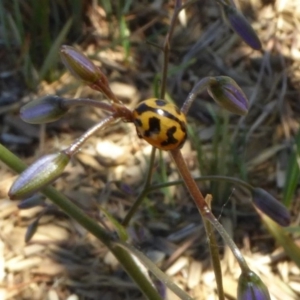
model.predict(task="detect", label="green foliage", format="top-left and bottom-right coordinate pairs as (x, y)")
top-left (2, 0), bottom-right (134, 86)
top-left (2, 0), bottom-right (83, 85)
top-left (283, 128), bottom-right (300, 208)
top-left (0, 0), bottom-right (297, 299)
top-left (188, 110), bottom-right (248, 206)
top-left (262, 214), bottom-right (300, 269)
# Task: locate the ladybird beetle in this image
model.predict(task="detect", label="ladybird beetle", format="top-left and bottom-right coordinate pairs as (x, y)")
top-left (132, 98), bottom-right (187, 150)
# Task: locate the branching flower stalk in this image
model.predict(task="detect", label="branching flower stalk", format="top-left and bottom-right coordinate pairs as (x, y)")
top-left (148, 176), bottom-right (290, 228)
top-left (170, 149), bottom-right (250, 272)
top-left (122, 0), bottom-right (198, 227)
top-left (148, 175), bottom-right (252, 191)
top-left (160, 0), bottom-right (198, 98)
top-left (64, 114), bottom-right (118, 156)
top-left (0, 143), bottom-right (164, 300)
top-left (2, 0), bottom-right (290, 299)
top-left (202, 194), bottom-right (225, 300)
top-left (121, 1), bottom-right (252, 298)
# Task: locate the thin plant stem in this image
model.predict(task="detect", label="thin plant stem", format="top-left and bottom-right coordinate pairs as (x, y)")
top-left (203, 220), bottom-right (225, 299)
top-left (65, 114), bottom-right (117, 155)
top-left (160, 0), bottom-right (198, 98)
top-left (122, 146), bottom-right (156, 226)
top-left (181, 77), bottom-right (212, 114)
top-left (170, 148), bottom-right (225, 299)
top-left (204, 209), bottom-right (250, 273)
top-left (114, 241), bottom-right (194, 300)
top-left (0, 143), bottom-right (163, 300)
top-left (147, 175), bottom-right (253, 192)
top-left (64, 98), bottom-right (117, 113)
top-left (170, 149), bottom-right (206, 208)
top-left (203, 195), bottom-right (225, 300)
top-left (122, 1), bottom-right (198, 226)
top-left (170, 148), bottom-right (225, 298)
top-left (170, 149), bottom-right (250, 273)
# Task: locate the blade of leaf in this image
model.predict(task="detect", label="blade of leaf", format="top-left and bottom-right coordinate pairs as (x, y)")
top-left (100, 0), bottom-right (112, 15)
top-left (7, 13), bottom-right (22, 47)
top-left (23, 46), bottom-right (39, 88)
top-left (114, 241), bottom-right (193, 300)
top-left (12, 0), bottom-right (24, 41)
top-left (122, 0), bottom-right (133, 14)
top-left (282, 128), bottom-right (300, 208)
top-left (120, 15), bottom-right (130, 60)
top-left (284, 226), bottom-right (300, 234)
top-left (0, 1), bottom-right (9, 47)
top-left (261, 213), bottom-right (300, 268)
top-left (39, 18), bottom-right (73, 80)
top-left (100, 207), bottom-right (129, 241)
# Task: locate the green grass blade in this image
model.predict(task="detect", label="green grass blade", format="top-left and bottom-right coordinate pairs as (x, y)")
top-left (284, 226), bottom-right (300, 235)
top-left (122, 0), bottom-right (133, 14)
top-left (100, 207), bottom-right (129, 241)
top-left (262, 214), bottom-right (300, 268)
top-left (7, 13), bottom-right (22, 46)
top-left (31, 0), bottom-right (51, 57)
top-left (187, 123), bottom-right (207, 176)
top-left (0, 144), bottom-right (163, 300)
top-left (0, 2), bottom-right (9, 47)
top-left (23, 52), bottom-right (39, 88)
top-left (114, 241), bottom-right (193, 300)
top-left (120, 15), bottom-right (130, 60)
top-left (39, 18), bottom-right (73, 81)
top-left (12, 0), bottom-right (24, 41)
top-left (99, 0), bottom-right (112, 15)
top-left (282, 128), bottom-right (300, 208)
top-left (70, 0), bottom-right (83, 36)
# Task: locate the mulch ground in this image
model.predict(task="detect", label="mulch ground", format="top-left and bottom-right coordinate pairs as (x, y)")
top-left (0, 0), bottom-right (300, 299)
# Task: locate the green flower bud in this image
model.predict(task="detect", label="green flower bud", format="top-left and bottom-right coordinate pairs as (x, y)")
top-left (9, 152), bottom-right (70, 200)
top-left (207, 76), bottom-right (249, 115)
top-left (252, 188), bottom-right (291, 227)
top-left (20, 95), bottom-right (69, 124)
top-left (222, 4), bottom-right (262, 50)
top-left (238, 271), bottom-right (271, 300)
top-left (60, 45), bottom-right (104, 84)
top-left (60, 45), bottom-right (119, 103)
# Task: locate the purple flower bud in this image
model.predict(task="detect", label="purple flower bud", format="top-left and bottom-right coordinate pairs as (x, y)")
top-left (9, 152), bottom-right (70, 200)
top-left (207, 76), bottom-right (249, 115)
top-left (238, 271), bottom-right (271, 300)
top-left (222, 5), bottom-right (262, 50)
top-left (252, 188), bottom-right (291, 227)
top-left (60, 46), bottom-right (119, 102)
top-left (20, 95), bottom-right (69, 124)
top-left (60, 45), bottom-right (104, 84)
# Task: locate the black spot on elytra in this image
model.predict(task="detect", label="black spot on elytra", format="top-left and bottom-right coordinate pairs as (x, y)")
top-left (145, 117), bottom-right (161, 137)
top-left (134, 100), bottom-right (166, 116)
top-left (161, 126), bottom-right (178, 146)
top-left (135, 102), bottom-right (150, 115)
top-left (135, 101), bottom-right (184, 132)
top-left (134, 118), bottom-right (143, 138)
